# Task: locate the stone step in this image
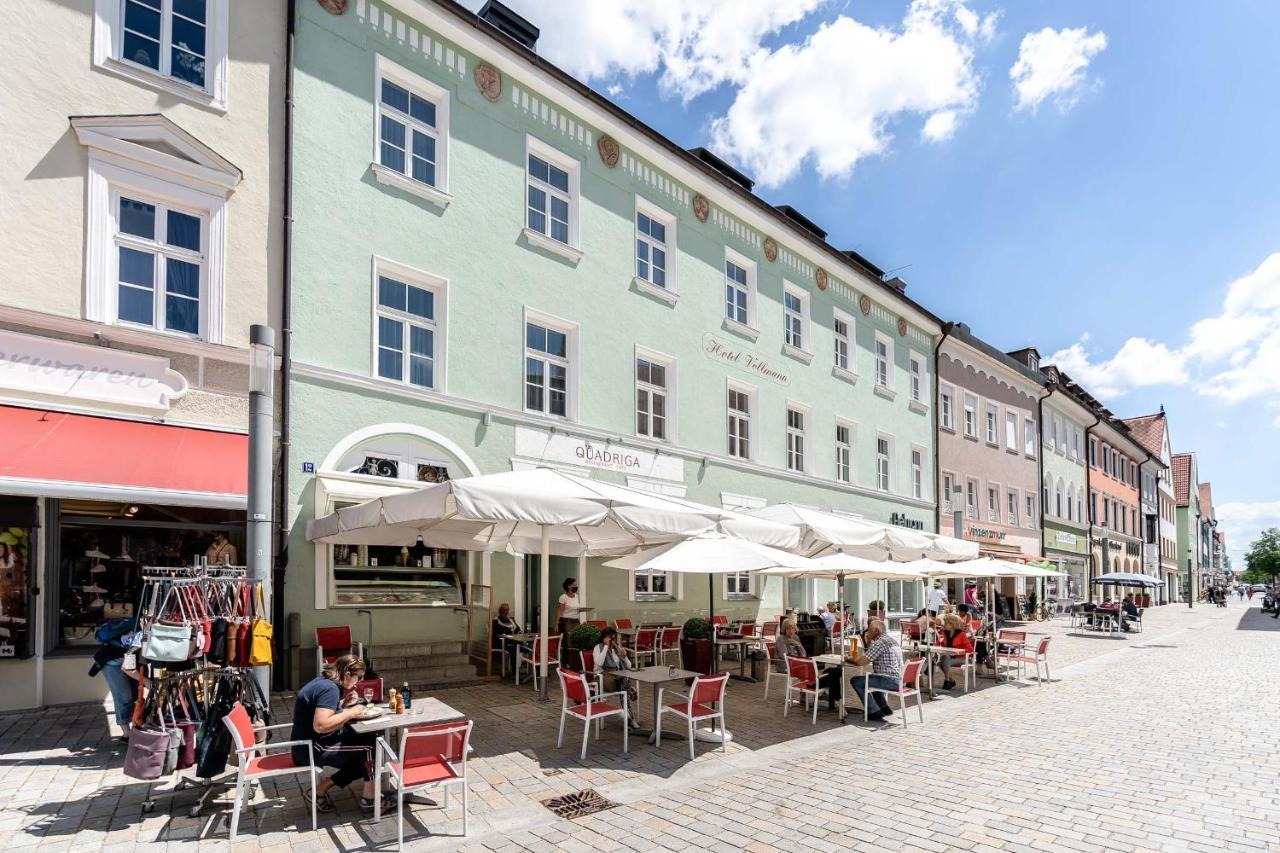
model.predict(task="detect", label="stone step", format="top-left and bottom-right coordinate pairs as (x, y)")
top-left (370, 663), bottom-right (482, 684)
top-left (370, 653), bottom-right (473, 671)
top-left (367, 641), bottom-right (465, 657)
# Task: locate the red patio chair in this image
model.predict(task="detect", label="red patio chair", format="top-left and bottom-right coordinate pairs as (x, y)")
top-left (556, 669), bottom-right (629, 759)
top-left (314, 625), bottom-right (364, 676)
top-left (658, 627), bottom-right (682, 667)
top-left (656, 671), bottom-right (729, 759)
top-left (353, 677), bottom-right (385, 703)
top-left (711, 615), bottom-right (728, 627)
top-left (574, 648), bottom-right (605, 695)
top-left (900, 621), bottom-right (923, 645)
top-left (516, 635), bottom-right (561, 693)
top-left (782, 655), bottom-right (829, 724)
top-left (614, 618), bottom-right (634, 631)
top-left (994, 629), bottom-right (1026, 681)
top-left (633, 627), bottom-right (659, 667)
top-left (374, 719), bottom-right (473, 849)
top-left (1005, 636), bottom-right (1051, 686)
top-left (828, 620), bottom-right (844, 653)
top-left (854, 658), bottom-right (925, 727)
top-left (223, 701), bottom-right (317, 839)
top-left (586, 620), bottom-right (608, 630)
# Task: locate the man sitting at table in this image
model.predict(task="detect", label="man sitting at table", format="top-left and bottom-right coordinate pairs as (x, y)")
top-left (1120, 595), bottom-right (1139, 632)
top-left (290, 655), bottom-right (389, 814)
top-left (849, 618), bottom-right (903, 721)
top-left (776, 619), bottom-right (841, 712)
top-left (492, 603), bottom-right (521, 643)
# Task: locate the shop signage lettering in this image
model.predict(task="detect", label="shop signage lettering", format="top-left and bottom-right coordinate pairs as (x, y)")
top-left (701, 334), bottom-right (791, 386)
top-left (967, 525), bottom-right (1006, 542)
top-left (574, 442), bottom-right (642, 470)
top-left (889, 512), bottom-right (924, 531)
top-left (1055, 530), bottom-right (1078, 546)
top-left (0, 329), bottom-right (188, 414)
top-left (514, 426), bottom-right (685, 482)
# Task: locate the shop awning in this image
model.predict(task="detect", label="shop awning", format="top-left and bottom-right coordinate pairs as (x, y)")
top-left (0, 405), bottom-right (247, 508)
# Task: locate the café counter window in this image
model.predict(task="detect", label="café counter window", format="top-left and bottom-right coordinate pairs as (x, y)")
top-left (330, 540), bottom-right (464, 607)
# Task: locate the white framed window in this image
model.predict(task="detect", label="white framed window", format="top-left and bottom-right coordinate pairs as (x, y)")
top-left (1007, 489), bottom-right (1019, 526)
top-left (1049, 415), bottom-right (1058, 452)
top-left (782, 283), bottom-right (811, 357)
top-left (1005, 411), bottom-right (1018, 451)
top-left (1066, 483), bottom-right (1075, 522)
top-left (524, 136), bottom-right (580, 256)
top-left (1078, 492), bottom-right (1084, 524)
top-left (1089, 437), bottom-right (1098, 467)
top-left (523, 309), bottom-right (577, 419)
top-left (75, 116), bottom-right (237, 344)
top-left (908, 352), bottom-right (927, 405)
top-left (723, 249), bottom-right (757, 335)
top-left (635, 197), bottom-right (675, 296)
top-left (634, 569), bottom-right (672, 598)
top-left (635, 349), bottom-right (673, 441)
top-left (833, 308), bottom-right (854, 375)
top-left (963, 394), bottom-right (978, 438)
top-left (1055, 478), bottom-right (1065, 518)
top-left (910, 447), bottom-right (925, 500)
top-left (727, 382), bottom-right (755, 460)
top-left (724, 570), bottom-right (755, 598)
top-left (987, 483), bottom-right (1000, 522)
top-left (373, 55), bottom-right (450, 205)
top-left (874, 333), bottom-right (893, 389)
top-left (1026, 493), bottom-right (1036, 527)
top-left (1024, 418), bottom-right (1037, 456)
top-left (984, 405), bottom-right (998, 445)
top-left (940, 385), bottom-right (955, 430)
top-left (93, 0), bottom-right (230, 109)
top-left (372, 258), bottom-right (446, 391)
top-left (835, 420), bottom-right (854, 484)
top-left (875, 434), bottom-right (893, 492)
top-left (965, 478), bottom-right (979, 519)
top-left (942, 472), bottom-right (956, 514)
top-left (786, 405), bottom-right (808, 473)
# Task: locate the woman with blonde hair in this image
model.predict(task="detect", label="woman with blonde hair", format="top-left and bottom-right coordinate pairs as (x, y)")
top-left (931, 612), bottom-right (973, 691)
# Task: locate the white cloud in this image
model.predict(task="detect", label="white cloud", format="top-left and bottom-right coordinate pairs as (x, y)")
top-left (1045, 252), bottom-right (1280, 405)
top-left (1216, 500), bottom-right (1280, 570)
top-left (472, 0), bottom-right (826, 103)
top-left (1009, 26), bottom-right (1107, 112)
top-left (709, 0), bottom-right (998, 187)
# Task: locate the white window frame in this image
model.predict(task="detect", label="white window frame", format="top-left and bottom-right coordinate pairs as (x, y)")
top-left (370, 256), bottom-right (448, 392)
top-left (1024, 417), bottom-right (1037, 457)
top-left (835, 419), bottom-right (855, 485)
top-left (726, 380), bottom-right (756, 461)
top-left (963, 394), bottom-right (979, 439)
top-left (908, 352), bottom-right (927, 408)
top-left (785, 403), bottom-right (809, 474)
top-left (940, 384), bottom-right (955, 430)
top-left (965, 477), bottom-right (979, 519)
top-left (634, 346), bottom-right (675, 442)
top-left (832, 307), bottom-right (855, 379)
top-left (875, 433), bottom-right (894, 493)
top-left (984, 405), bottom-right (999, 445)
top-left (986, 482), bottom-right (1001, 523)
top-left (782, 282), bottom-right (813, 362)
top-left (874, 332), bottom-right (894, 391)
top-left (633, 196), bottom-right (677, 301)
top-left (371, 54), bottom-right (451, 207)
top-left (723, 248), bottom-right (758, 338)
top-left (523, 135), bottom-right (582, 260)
top-left (77, 118), bottom-right (235, 344)
top-left (522, 307), bottom-right (579, 420)
top-left (1005, 411), bottom-right (1018, 451)
top-left (632, 567), bottom-right (681, 601)
top-left (1026, 492), bottom-right (1036, 528)
top-left (1066, 483), bottom-right (1075, 522)
top-left (910, 445), bottom-right (926, 501)
top-left (93, 0), bottom-right (230, 110)
top-left (723, 570), bottom-right (757, 599)
top-left (108, 191), bottom-right (207, 339)
top-left (941, 471), bottom-right (957, 514)
top-left (1007, 488), bottom-right (1019, 526)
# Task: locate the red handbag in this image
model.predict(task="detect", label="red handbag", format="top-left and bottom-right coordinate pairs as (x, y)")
top-left (184, 586), bottom-right (212, 656)
top-left (235, 583), bottom-right (252, 667)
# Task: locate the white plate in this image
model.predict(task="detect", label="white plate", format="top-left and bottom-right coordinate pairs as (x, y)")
top-left (360, 706), bottom-right (387, 719)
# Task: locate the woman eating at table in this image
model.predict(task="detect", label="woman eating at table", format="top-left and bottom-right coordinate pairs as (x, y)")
top-left (289, 654), bottom-right (390, 814)
top-left (776, 619), bottom-right (841, 712)
top-left (931, 612), bottom-right (974, 691)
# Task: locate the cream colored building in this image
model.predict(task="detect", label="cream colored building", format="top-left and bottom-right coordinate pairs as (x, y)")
top-left (0, 0), bottom-right (285, 711)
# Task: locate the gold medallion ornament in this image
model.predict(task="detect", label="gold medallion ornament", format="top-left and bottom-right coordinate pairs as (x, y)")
top-left (692, 193), bottom-right (710, 223)
top-left (317, 0), bottom-right (347, 13)
top-left (859, 294), bottom-right (872, 315)
top-left (597, 135), bottom-right (620, 168)
top-left (815, 267), bottom-right (829, 291)
top-left (474, 63), bottom-right (503, 103)
top-left (897, 317), bottom-right (908, 336)
top-left (763, 237), bottom-right (778, 262)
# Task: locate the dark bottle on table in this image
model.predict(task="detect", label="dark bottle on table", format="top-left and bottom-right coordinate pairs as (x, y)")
top-left (401, 681), bottom-right (412, 710)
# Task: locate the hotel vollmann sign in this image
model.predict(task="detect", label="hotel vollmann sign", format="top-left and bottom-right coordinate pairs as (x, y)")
top-left (701, 333), bottom-right (791, 386)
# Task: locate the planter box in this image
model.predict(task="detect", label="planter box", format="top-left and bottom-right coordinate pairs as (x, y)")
top-left (680, 638), bottom-right (713, 675)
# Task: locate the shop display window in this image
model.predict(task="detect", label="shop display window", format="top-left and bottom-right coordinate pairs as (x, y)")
top-left (329, 510), bottom-right (464, 607)
top-left (0, 498), bottom-right (37, 659)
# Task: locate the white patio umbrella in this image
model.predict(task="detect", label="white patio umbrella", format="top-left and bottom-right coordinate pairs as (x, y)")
top-left (307, 468), bottom-right (798, 697)
top-left (746, 504), bottom-right (934, 560)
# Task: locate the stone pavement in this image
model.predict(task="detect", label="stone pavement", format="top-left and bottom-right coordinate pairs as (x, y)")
top-left (2, 601), bottom-right (1277, 852)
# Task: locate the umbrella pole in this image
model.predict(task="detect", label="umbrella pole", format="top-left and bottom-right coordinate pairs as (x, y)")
top-left (539, 524), bottom-right (550, 701)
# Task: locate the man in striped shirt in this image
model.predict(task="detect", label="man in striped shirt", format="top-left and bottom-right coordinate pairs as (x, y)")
top-left (850, 618), bottom-right (903, 720)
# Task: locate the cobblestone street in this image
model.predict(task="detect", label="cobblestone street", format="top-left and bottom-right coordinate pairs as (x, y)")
top-left (2, 600), bottom-right (1277, 853)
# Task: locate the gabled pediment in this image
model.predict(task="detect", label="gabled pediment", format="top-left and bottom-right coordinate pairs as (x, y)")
top-left (71, 114), bottom-right (242, 195)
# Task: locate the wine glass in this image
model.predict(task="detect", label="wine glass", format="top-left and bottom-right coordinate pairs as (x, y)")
top-left (362, 687), bottom-right (374, 705)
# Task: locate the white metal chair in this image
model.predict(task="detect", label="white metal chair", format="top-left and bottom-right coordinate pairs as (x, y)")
top-left (515, 635), bottom-right (560, 692)
top-left (223, 701), bottom-right (317, 840)
top-left (374, 719), bottom-right (473, 850)
top-left (994, 629), bottom-right (1027, 681)
top-left (855, 658), bottom-right (925, 727)
top-left (1005, 636), bottom-right (1052, 686)
top-left (782, 655), bottom-right (828, 725)
top-left (556, 669), bottom-right (629, 759)
top-left (656, 671), bottom-right (729, 759)
top-left (762, 639), bottom-right (786, 700)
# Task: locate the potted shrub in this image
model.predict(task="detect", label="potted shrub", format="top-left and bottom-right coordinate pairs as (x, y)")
top-left (1027, 591), bottom-right (1038, 621)
top-left (567, 623), bottom-right (601, 670)
top-left (679, 617), bottom-right (714, 675)
top-left (867, 600), bottom-right (886, 620)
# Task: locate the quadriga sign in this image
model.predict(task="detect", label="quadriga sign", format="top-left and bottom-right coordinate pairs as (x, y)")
top-left (515, 426), bottom-right (684, 482)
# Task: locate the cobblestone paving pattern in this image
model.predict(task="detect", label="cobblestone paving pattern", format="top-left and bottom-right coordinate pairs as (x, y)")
top-left (1, 600), bottom-right (1276, 852)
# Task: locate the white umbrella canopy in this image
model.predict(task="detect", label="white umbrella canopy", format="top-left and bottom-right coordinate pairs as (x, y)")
top-left (603, 532), bottom-right (814, 574)
top-left (985, 559), bottom-right (1067, 578)
top-left (921, 531), bottom-right (980, 561)
top-left (1092, 571), bottom-right (1162, 588)
top-left (746, 503), bottom-right (933, 560)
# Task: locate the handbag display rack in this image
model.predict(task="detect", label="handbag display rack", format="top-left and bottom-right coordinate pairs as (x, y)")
top-left (126, 565), bottom-right (275, 817)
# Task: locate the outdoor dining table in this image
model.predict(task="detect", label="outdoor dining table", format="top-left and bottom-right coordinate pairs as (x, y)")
top-left (500, 632), bottom-right (539, 678)
top-left (909, 644), bottom-right (969, 696)
top-left (713, 634), bottom-right (758, 682)
top-left (351, 696), bottom-right (468, 806)
top-left (813, 653), bottom-right (870, 721)
top-left (619, 664), bottom-right (700, 742)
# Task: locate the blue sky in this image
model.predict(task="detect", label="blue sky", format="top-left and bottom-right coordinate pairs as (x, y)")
top-left (474, 0), bottom-right (1280, 566)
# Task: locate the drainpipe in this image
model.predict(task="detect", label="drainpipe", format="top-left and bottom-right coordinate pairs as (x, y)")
top-left (273, 0), bottom-right (297, 689)
top-left (932, 322), bottom-right (954, 535)
top-left (1035, 381), bottom-right (1055, 577)
top-left (1082, 411), bottom-right (1102, 603)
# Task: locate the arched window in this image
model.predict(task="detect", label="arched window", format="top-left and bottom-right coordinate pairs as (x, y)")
top-left (1043, 474), bottom-right (1051, 513)
top-left (1077, 491), bottom-right (1084, 524)
top-left (1066, 483), bottom-right (1075, 521)
top-left (1055, 478), bottom-right (1064, 518)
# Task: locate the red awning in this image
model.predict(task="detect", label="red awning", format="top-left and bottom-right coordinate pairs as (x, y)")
top-left (0, 405), bottom-right (247, 504)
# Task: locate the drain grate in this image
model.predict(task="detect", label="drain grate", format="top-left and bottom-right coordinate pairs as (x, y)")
top-left (541, 789), bottom-right (619, 819)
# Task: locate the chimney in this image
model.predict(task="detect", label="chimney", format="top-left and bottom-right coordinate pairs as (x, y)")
top-left (478, 0), bottom-right (539, 50)
top-left (884, 276), bottom-right (907, 294)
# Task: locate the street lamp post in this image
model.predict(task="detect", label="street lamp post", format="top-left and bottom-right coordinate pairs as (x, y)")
top-left (248, 325), bottom-right (276, 694)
